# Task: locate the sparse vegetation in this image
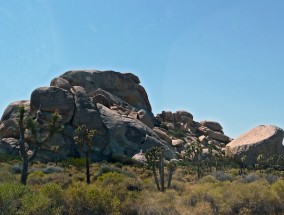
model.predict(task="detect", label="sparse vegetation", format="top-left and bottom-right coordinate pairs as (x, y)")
top-left (1, 157), bottom-right (284, 214)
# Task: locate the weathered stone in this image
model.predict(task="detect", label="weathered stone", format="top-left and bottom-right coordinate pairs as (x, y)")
top-left (200, 120), bottom-right (223, 132)
top-left (180, 116), bottom-right (193, 125)
top-left (50, 77), bottom-right (72, 91)
top-left (124, 73), bottom-right (140, 84)
top-left (0, 138), bottom-right (18, 155)
top-left (0, 100), bottom-right (30, 138)
top-left (57, 70), bottom-right (152, 111)
top-left (161, 111), bottom-right (174, 122)
top-left (172, 139), bottom-right (184, 147)
top-left (175, 110), bottom-right (193, 122)
top-left (138, 109), bottom-right (154, 129)
top-left (72, 91), bottom-right (104, 131)
top-left (206, 130), bottom-right (231, 143)
top-left (97, 104), bottom-right (176, 159)
top-left (198, 126), bottom-right (231, 143)
top-left (226, 125), bottom-right (284, 165)
top-left (92, 94), bottom-right (111, 108)
top-left (153, 127), bottom-right (172, 145)
top-left (132, 151), bottom-right (147, 163)
top-left (30, 87), bottom-right (75, 124)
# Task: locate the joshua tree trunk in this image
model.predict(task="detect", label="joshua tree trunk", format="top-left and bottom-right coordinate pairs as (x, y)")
top-left (85, 151), bottom-right (91, 184)
top-left (152, 163), bottom-right (160, 191)
top-left (19, 109), bottom-right (28, 185)
top-left (159, 153), bottom-right (165, 192)
top-left (167, 170), bottom-right (173, 188)
top-left (21, 158), bottom-right (28, 185)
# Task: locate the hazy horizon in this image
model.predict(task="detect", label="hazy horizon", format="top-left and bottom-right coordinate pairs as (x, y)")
top-left (1, 0), bottom-right (283, 138)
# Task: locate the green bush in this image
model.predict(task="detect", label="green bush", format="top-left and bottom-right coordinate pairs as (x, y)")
top-left (0, 169), bottom-right (17, 183)
top-left (199, 175), bottom-right (218, 184)
top-left (60, 158), bottom-right (86, 168)
top-left (0, 153), bottom-right (20, 162)
top-left (64, 182), bottom-right (120, 215)
top-left (19, 192), bottom-right (52, 215)
top-left (0, 183), bottom-right (28, 214)
top-left (98, 164), bottom-right (136, 178)
top-left (271, 180), bottom-right (284, 200)
top-left (169, 130), bottom-right (186, 138)
top-left (40, 183), bottom-right (64, 208)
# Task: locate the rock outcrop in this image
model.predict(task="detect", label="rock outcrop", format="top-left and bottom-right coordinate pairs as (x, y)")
top-left (0, 70), bottom-right (175, 162)
top-left (155, 110), bottom-right (232, 157)
top-left (0, 70), bottom-right (282, 164)
top-left (225, 125), bottom-right (284, 166)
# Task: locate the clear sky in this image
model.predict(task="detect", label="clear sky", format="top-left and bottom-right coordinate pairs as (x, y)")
top-left (0, 0), bottom-right (283, 138)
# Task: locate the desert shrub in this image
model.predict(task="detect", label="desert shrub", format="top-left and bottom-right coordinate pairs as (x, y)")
top-left (42, 166), bottom-right (64, 174)
top-left (0, 169), bottom-right (17, 183)
top-left (189, 202), bottom-right (215, 215)
top-left (0, 183), bottom-right (28, 214)
top-left (271, 180), bottom-right (284, 200)
top-left (72, 173), bottom-right (85, 182)
top-left (98, 164), bottom-right (136, 178)
top-left (110, 154), bottom-right (142, 166)
top-left (113, 162), bottom-right (124, 168)
top-left (239, 173), bottom-right (259, 183)
top-left (265, 174), bottom-right (279, 184)
top-left (11, 164), bottom-right (22, 174)
top-left (135, 190), bottom-right (180, 215)
top-left (199, 175), bottom-right (218, 184)
top-left (27, 170), bottom-right (46, 185)
top-left (0, 153), bottom-right (20, 162)
top-left (160, 122), bottom-right (169, 131)
top-left (170, 180), bottom-right (185, 194)
top-left (169, 130), bottom-right (185, 138)
top-left (40, 183), bottom-right (64, 213)
top-left (190, 180), bottom-right (283, 214)
top-left (64, 182), bottom-right (120, 215)
top-left (44, 173), bottom-right (72, 188)
top-left (213, 171), bottom-right (233, 182)
top-left (19, 192), bottom-right (52, 215)
top-left (60, 158), bottom-right (85, 168)
top-left (29, 170), bottom-right (45, 178)
top-left (97, 172), bottom-right (125, 185)
top-left (228, 168), bottom-right (239, 177)
top-left (96, 172), bottom-right (142, 203)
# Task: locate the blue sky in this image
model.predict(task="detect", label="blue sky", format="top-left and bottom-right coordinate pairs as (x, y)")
top-left (0, 0), bottom-right (283, 138)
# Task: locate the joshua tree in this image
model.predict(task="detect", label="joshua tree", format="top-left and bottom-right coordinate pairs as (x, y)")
top-left (74, 125), bottom-right (99, 184)
top-left (185, 141), bottom-right (203, 179)
top-left (50, 145), bottom-right (60, 164)
top-left (145, 147), bottom-right (166, 192)
top-left (17, 106), bottom-right (61, 185)
top-left (167, 161), bottom-right (177, 188)
top-left (239, 155), bottom-right (247, 175)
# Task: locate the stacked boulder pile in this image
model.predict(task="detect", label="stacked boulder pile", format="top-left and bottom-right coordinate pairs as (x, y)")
top-left (153, 110), bottom-right (233, 158)
top-left (0, 70), bottom-right (283, 165)
top-left (0, 70), bottom-right (176, 161)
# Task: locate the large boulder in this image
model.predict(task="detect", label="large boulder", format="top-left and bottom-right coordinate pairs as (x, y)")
top-left (153, 127), bottom-right (172, 145)
top-left (72, 90), bottom-right (105, 131)
top-left (97, 104), bottom-right (176, 159)
top-left (200, 120), bottom-right (223, 132)
top-left (174, 110), bottom-right (193, 122)
top-left (30, 87), bottom-right (75, 124)
top-left (51, 70), bottom-right (152, 112)
top-left (226, 125), bottom-right (284, 166)
top-left (0, 100), bottom-right (30, 138)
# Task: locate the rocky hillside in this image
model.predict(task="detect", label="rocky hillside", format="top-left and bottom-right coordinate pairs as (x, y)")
top-left (0, 70), bottom-right (283, 164)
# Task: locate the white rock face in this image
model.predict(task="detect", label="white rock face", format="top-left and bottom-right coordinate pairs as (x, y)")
top-left (226, 125), bottom-right (284, 165)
